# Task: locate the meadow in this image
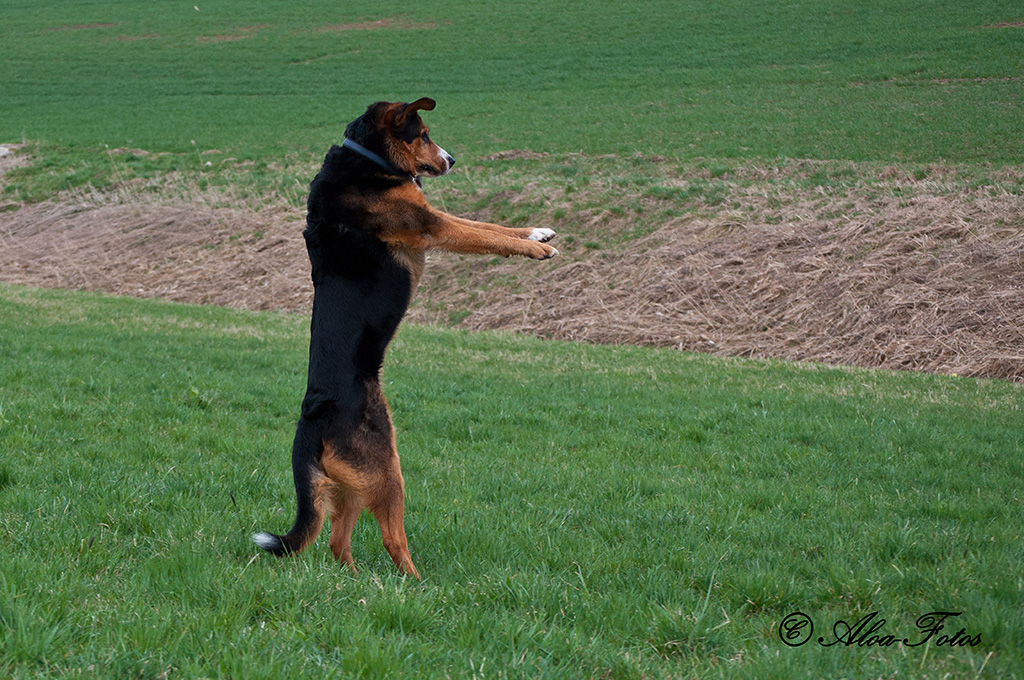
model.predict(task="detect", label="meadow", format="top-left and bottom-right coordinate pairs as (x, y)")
top-left (1, 283), bottom-right (1022, 678)
top-left (2, 0), bottom-right (1023, 202)
top-left (2, 0), bottom-right (1024, 677)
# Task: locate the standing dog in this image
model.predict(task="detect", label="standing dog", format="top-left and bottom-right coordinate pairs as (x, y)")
top-left (253, 98), bottom-right (557, 578)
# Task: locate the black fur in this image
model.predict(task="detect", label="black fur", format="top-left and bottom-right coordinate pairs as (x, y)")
top-left (259, 136), bottom-right (414, 554)
top-left (254, 100), bottom-right (553, 572)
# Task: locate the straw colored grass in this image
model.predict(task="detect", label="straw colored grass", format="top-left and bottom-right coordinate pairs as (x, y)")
top-left (2, 156), bottom-right (1022, 381)
top-left (442, 186), bottom-right (1024, 380)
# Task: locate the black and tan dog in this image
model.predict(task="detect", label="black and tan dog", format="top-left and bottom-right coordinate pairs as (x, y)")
top-left (253, 98), bottom-right (556, 578)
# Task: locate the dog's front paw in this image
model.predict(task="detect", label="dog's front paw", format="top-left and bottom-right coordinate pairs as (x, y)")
top-left (527, 228), bottom-right (556, 243)
top-left (527, 242), bottom-right (558, 259)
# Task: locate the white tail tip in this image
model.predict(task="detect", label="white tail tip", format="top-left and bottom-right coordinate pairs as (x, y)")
top-left (252, 532), bottom-right (280, 551)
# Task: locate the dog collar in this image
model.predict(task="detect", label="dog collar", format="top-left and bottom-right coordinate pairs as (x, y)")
top-left (341, 138), bottom-right (418, 185)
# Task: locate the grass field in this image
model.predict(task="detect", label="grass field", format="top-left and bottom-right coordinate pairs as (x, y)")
top-left (2, 0), bottom-right (1024, 203)
top-left (3, 1), bottom-right (1024, 677)
top-left (1, 284), bottom-right (1022, 678)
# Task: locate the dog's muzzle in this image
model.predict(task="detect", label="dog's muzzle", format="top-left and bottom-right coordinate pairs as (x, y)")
top-left (435, 146), bottom-right (455, 175)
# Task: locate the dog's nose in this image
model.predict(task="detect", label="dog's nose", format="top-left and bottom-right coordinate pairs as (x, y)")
top-left (446, 154), bottom-right (456, 169)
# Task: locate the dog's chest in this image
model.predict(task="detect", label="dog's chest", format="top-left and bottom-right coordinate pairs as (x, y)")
top-left (387, 246), bottom-right (426, 291)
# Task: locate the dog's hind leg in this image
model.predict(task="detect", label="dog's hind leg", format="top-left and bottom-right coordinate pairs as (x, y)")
top-left (369, 465), bottom-right (420, 580)
top-left (328, 490), bottom-right (364, 573)
top-left (253, 418), bottom-right (328, 555)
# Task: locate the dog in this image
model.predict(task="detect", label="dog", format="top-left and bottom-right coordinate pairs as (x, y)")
top-left (253, 98), bottom-right (557, 578)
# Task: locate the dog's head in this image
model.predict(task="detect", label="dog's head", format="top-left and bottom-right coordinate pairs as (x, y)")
top-left (345, 98), bottom-right (455, 178)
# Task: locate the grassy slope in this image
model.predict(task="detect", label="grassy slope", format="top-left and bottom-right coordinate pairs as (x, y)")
top-left (1, 284), bottom-right (1022, 678)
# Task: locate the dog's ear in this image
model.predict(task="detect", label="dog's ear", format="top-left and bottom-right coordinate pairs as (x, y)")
top-left (404, 97), bottom-right (436, 115)
top-left (395, 98), bottom-right (436, 126)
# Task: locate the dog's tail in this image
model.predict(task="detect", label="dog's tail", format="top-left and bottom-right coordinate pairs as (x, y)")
top-left (253, 419), bottom-right (326, 556)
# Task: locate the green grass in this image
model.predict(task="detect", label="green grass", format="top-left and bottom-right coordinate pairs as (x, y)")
top-left (1, 283), bottom-right (1021, 678)
top-left (2, 0), bottom-right (1024, 202)
top-left (2, 2), bottom-right (1023, 676)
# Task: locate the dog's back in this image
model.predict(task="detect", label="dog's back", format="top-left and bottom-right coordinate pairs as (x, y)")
top-left (301, 146), bottom-right (414, 416)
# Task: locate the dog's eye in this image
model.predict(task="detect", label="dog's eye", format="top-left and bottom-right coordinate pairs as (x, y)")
top-left (421, 132), bottom-right (430, 142)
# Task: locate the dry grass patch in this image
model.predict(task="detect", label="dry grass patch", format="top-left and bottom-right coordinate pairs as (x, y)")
top-left (196, 25), bottom-right (267, 43)
top-left (314, 17), bottom-right (439, 32)
top-left (441, 188), bottom-right (1024, 380)
top-left (2, 154), bottom-right (1022, 381)
top-left (0, 182), bottom-right (310, 311)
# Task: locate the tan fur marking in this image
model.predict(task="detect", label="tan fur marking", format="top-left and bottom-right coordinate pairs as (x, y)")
top-left (389, 245), bottom-right (426, 290)
top-left (361, 184), bottom-right (555, 260)
top-left (319, 443), bottom-right (418, 578)
top-left (320, 448), bottom-right (375, 494)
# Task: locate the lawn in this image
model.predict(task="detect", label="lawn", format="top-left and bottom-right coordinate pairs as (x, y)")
top-left (2, 0), bottom-right (1023, 179)
top-left (2, 0), bottom-right (1023, 677)
top-left (1, 284), bottom-right (1021, 678)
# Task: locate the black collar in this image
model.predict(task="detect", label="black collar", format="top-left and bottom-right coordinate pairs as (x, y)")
top-left (341, 138), bottom-right (419, 186)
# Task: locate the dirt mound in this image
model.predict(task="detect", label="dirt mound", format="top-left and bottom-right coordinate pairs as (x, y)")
top-left (0, 194), bottom-right (311, 311)
top-left (437, 191), bottom-right (1024, 380)
top-left (2, 160), bottom-right (1023, 382)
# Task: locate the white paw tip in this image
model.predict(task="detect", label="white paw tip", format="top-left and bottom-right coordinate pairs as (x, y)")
top-left (529, 228), bottom-right (556, 241)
